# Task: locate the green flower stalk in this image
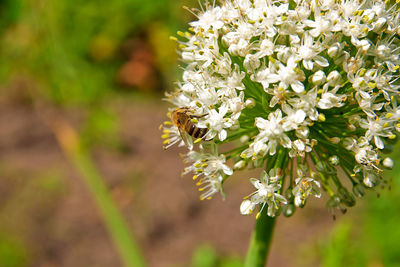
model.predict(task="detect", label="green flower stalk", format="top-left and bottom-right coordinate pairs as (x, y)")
top-left (162, 0), bottom-right (400, 264)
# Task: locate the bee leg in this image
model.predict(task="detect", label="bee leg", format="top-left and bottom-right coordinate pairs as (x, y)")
top-left (190, 113), bottom-right (208, 119)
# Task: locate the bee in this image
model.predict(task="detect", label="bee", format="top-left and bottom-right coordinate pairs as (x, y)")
top-left (171, 107), bottom-right (208, 144)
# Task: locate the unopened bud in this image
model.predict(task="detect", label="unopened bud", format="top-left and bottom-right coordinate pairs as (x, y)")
top-left (240, 135), bottom-right (249, 143)
top-left (326, 195), bottom-right (341, 208)
top-left (234, 160), bottom-right (246, 170)
top-left (327, 70), bottom-right (342, 86)
top-left (316, 161), bottom-right (328, 173)
top-left (328, 43), bottom-right (341, 58)
top-left (245, 98), bottom-right (256, 108)
top-left (311, 70), bottom-right (326, 85)
top-left (338, 187), bottom-right (356, 207)
top-left (382, 157), bottom-right (394, 169)
top-left (283, 204), bottom-right (295, 217)
top-left (352, 183), bottom-right (365, 197)
top-left (329, 137), bottom-right (340, 144)
top-left (329, 155), bottom-right (339, 165)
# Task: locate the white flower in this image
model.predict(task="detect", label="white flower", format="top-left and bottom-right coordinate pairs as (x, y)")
top-left (163, 0), bottom-right (400, 217)
top-left (198, 106), bottom-right (232, 141)
top-left (241, 169), bottom-right (287, 217)
top-left (360, 117), bottom-right (393, 149)
top-left (296, 34), bottom-right (329, 70)
top-left (292, 171), bottom-right (321, 207)
top-left (274, 57), bottom-right (305, 93)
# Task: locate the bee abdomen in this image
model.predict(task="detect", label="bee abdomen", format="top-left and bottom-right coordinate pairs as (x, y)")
top-left (184, 120), bottom-right (207, 139)
top-left (192, 127), bottom-right (207, 139)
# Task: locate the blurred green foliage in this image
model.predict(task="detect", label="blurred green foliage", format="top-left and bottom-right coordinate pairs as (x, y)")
top-left (0, 0), bottom-right (187, 105)
top-left (190, 245), bottom-right (243, 267)
top-left (299, 147), bottom-right (400, 267)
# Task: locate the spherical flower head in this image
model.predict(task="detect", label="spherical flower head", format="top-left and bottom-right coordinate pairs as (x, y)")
top-left (162, 0), bottom-right (400, 218)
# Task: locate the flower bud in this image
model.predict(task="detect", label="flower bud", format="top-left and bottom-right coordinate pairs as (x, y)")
top-left (240, 135), bottom-right (249, 143)
top-left (243, 54), bottom-right (260, 72)
top-left (316, 161), bottom-right (328, 173)
top-left (234, 160), bottom-right (246, 170)
top-left (283, 204), bottom-right (295, 217)
top-left (363, 171), bottom-right (378, 188)
top-left (382, 157), bottom-right (394, 169)
top-left (329, 155), bottom-right (339, 165)
top-left (245, 98), bottom-right (256, 108)
top-left (240, 200), bottom-right (255, 215)
top-left (328, 43), bottom-right (342, 58)
top-left (327, 71), bottom-right (342, 86)
top-left (352, 183), bottom-right (365, 197)
top-left (311, 70), bottom-right (326, 85)
top-left (338, 187), bottom-right (356, 207)
top-left (326, 195), bottom-right (341, 208)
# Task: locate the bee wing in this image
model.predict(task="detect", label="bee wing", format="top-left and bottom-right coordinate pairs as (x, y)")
top-left (178, 128), bottom-right (194, 150)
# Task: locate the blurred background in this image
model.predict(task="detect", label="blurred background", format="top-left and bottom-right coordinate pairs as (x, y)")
top-left (0, 0), bottom-right (399, 266)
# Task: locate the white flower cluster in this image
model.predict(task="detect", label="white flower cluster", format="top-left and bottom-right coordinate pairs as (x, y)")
top-left (162, 0), bottom-right (400, 217)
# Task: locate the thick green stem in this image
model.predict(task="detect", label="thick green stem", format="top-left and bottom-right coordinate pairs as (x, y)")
top-left (245, 149), bottom-right (286, 267)
top-left (244, 213), bottom-right (276, 267)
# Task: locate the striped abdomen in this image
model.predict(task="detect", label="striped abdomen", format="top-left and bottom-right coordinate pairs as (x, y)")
top-left (184, 119), bottom-right (207, 139)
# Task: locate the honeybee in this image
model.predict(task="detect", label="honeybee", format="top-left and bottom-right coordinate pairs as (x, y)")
top-left (171, 107), bottom-right (208, 144)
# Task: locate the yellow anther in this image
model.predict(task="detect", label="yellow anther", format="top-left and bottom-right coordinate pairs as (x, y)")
top-left (164, 121), bottom-right (172, 126)
top-left (196, 182), bottom-right (201, 186)
top-left (196, 101), bottom-right (202, 107)
top-left (201, 163), bottom-right (208, 168)
top-left (194, 163), bottom-right (201, 168)
top-left (163, 139), bottom-right (170, 145)
top-left (281, 16), bottom-right (287, 21)
top-left (178, 44), bottom-right (186, 49)
top-left (191, 118), bottom-right (198, 123)
top-left (386, 113), bottom-right (393, 119)
top-left (206, 197), bottom-right (212, 200)
top-left (256, 212), bottom-right (261, 219)
top-left (389, 134), bottom-right (396, 139)
top-left (248, 19), bottom-right (256, 24)
top-left (169, 36), bottom-right (178, 41)
top-left (198, 188), bottom-right (204, 192)
top-left (368, 82), bottom-right (377, 89)
top-left (383, 122), bottom-right (389, 127)
top-left (161, 134), bottom-right (169, 139)
top-left (317, 89), bottom-right (323, 94)
top-left (193, 41), bottom-right (200, 46)
top-left (194, 138), bottom-right (203, 144)
top-left (192, 175), bottom-right (198, 180)
top-left (177, 31), bottom-right (185, 37)
top-left (318, 113), bottom-right (326, 122)
top-left (240, 154), bottom-right (247, 159)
